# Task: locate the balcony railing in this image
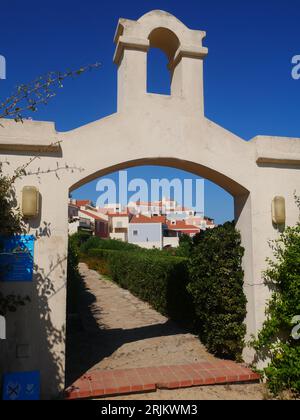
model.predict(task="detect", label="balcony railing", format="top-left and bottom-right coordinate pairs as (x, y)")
top-left (114, 228), bottom-right (127, 234)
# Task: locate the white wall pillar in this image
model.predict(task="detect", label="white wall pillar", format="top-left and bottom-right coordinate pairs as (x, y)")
top-left (114, 37), bottom-right (149, 112)
top-left (171, 48), bottom-right (207, 115)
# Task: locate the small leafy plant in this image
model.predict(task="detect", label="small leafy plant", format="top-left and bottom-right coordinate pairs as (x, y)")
top-left (252, 195), bottom-right (300, 397)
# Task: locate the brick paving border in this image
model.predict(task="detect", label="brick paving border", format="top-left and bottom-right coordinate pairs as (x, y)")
top-left (65, 360), bottom-right (260, 400)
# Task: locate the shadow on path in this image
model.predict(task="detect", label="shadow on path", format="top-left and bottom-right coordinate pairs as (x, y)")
top-left (65, 273), bottom-right (191, 387)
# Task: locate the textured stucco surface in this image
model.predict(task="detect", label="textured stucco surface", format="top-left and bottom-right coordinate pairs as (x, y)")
top-left (0, 11), bottom-right (299, 398)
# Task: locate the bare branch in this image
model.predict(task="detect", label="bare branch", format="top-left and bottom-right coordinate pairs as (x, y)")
top-left (0, 62), bottom-right (101, 123)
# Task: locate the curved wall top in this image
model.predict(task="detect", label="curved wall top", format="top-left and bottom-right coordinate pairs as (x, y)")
top-left (114, 10), bottom-right (207, 64)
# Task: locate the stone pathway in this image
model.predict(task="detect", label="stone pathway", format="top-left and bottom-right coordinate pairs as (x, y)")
top-left (65, 263), bottom-right (261, 399)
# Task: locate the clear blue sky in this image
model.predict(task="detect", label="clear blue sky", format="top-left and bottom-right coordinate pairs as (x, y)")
top-left (0, 1), bottom-right (299, 224)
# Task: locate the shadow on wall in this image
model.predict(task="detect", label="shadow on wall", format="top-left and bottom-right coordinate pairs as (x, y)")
top-left (0, 147), bottom-right (84, 399)
top-left (0, 253), bottom-right (67, 400)
top-left (32, 255), bottom-right (67, 399)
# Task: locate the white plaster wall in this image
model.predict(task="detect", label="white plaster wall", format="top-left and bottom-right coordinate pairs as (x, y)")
top-left (110, 233), bottom-right (127, 242)
top-left (1, 75), bottom-right (300, 400)
top-left (130, 241), bottom-right (162, 250)
top-left (163, 237), bottom-right (180, 248)
top-left (0, 10), bottom-right (299, 399)
top-left (68, 220), bottom-right (80, 235)
top-left (112, 216), bottom-right (129, 230)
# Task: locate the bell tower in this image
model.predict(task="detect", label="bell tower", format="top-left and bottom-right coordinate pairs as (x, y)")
top-left (113, 10), bottom-right (208, 115)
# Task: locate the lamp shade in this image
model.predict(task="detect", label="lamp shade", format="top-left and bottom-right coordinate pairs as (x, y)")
top-left (22, 186), bottom-right (39, 218)
top-left (272, 196), bottom-right (286, 225)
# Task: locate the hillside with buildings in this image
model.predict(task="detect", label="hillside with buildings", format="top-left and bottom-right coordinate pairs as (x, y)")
top-left (68, 198), bottom-right (216, 249)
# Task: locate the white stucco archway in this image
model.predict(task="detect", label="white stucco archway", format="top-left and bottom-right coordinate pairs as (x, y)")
top-left (0, 11), bottom-right (299, 399)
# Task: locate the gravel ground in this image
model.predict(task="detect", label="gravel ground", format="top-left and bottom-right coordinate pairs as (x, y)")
top-left (103, 383), bottom-right (267, 400)
top-left (66, 263), bottom-right (266, 400)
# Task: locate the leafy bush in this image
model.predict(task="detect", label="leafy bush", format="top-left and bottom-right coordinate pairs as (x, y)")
top-left (84, 249), bottom-right (119, 276)
top-left (0, 164), bottom-right (30, 314)
top-left (174, 234), bottom-right (193, 258)
top-left (187, 222), bottom-right (247, 360)
top-left (79, 236), bottom-right (104, 253)
top-left (86, 249), bottom-right (193, 322)
top-left (80, 222), bottom-right (247, 359)
top-left (87, 248), bottom-right (119, 259)
top-left (252, 205), bottom-right (300, 396)
top-left (80, 237), bottom-right (141, 254)
top-left (69, 231), bottom-right (91, 250)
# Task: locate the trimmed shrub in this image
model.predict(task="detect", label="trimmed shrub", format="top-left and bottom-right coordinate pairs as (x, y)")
top-left (175, 234), bottom-right (193, 258)
top-left (83, 248), bottom-right (119, 276)
top-left (70, 231), bottom-right (91, 250)
top-left (80, 236), bottom-right (105, 254)
top-left (80, 222), bottom-right (247, 360)
top-left (187, 222), bottom-right (247, 360)
top-left (87, 248), bottom-right (120, 259)
top-left (86, 249), bottom-right (193, 322)
top-left (112, 252), bottom-right (193, 321)
top-left (80, 237), bottom-right (141, 254)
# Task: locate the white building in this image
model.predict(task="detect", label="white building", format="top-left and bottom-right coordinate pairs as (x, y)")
top-left (128, 215), bottom-right (166, 249)
top-left (108, 213), bottom-right (130, 242)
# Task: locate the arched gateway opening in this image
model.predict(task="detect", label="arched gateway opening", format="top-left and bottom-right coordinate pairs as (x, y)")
top-left (68, 157), bottom-right (252, 324)
top-left (65, 160), bottom-right (245, 386)
top-left (1, 10), bottom-right (299, 400)
top-left (68, 158), bottom-right (251, 290)
top-left (69, 158), bottom-right (249, 197)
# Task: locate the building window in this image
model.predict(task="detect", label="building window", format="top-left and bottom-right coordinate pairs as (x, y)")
top-left (133, 230), bottom-right (138, 236)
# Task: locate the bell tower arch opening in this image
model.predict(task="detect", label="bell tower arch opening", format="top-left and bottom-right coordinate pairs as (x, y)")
top-left (147, 27), bottom-right (180, 95)
top-left (114, 10), bottom-right (208, 114)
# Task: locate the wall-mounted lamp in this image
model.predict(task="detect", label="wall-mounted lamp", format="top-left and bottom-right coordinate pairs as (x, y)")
top-left (272, 196), bottom-right (286, 225)
top-left (22, 186), bottom-right (40, 218)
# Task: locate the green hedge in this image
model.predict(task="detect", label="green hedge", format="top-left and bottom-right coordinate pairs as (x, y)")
top-left (80, 237), bottom-right (141, 254)
top-left (70, 231), bottom-right (92, 249)
top-left (81, 235), bottom-right (179, 258)
top-left (86, 249), bottom-right (193, 322)
top-left (187, 222), bottom-right (247, 360)
top-left (87, 248), bottom-right (120, 259)
top-left (80, 222), bottom-right (247, 361)
top-left (82, 249), bottom-right (118, 276)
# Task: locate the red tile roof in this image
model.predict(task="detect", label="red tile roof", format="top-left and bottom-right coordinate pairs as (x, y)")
top-left (79, 209), bottom-right (108, 222)
top-left (76, 200), bottom-right (92, 207)
top-left (167, 220), bottom-right (200, 231)
top-left (130, 215), bottom-right (167, 224)
top-left (107, 212), bottom-right (130, 217)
